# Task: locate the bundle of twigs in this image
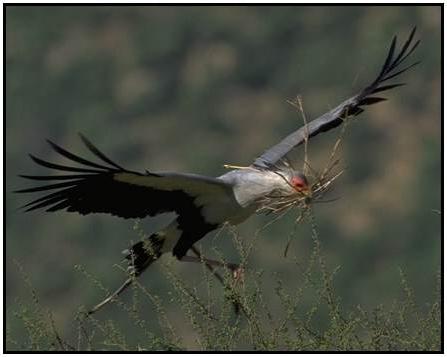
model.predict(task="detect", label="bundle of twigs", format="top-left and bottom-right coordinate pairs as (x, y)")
top-left (255, 162), bottom-right (344, 217)
top-left (256, 94), bottom-right (348, 220)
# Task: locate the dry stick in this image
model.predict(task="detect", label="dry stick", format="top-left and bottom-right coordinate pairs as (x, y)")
top-left (297, 95), bottom-right (311, 177)
top-left (276, 149), bottom-right (345, 258)
top-left (283, 210), bottom-right (308, 258)
top-left (320, 110), bottom-right (350, 182)
top-left (312, 169), bottom-right (344, 196)
top-left (302, 160), bottom-right (321, 181)
top-left (287, 96), bottom-right (310, 176)
top-left (278, 96), bottom-right (312, 257)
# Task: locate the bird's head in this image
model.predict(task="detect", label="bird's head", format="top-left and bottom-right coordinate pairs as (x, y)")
top-left (252, 168), bottom-right (312, 214)
top-left (273, 169), bottom-right (310, 196)
top-left (288, 171), bottom-right (310, 194)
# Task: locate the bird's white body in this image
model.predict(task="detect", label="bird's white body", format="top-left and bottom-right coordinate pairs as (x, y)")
top-left (219, 168), bottom-right (294, 209)
top-left (158, 167), bottom-right (296, 253)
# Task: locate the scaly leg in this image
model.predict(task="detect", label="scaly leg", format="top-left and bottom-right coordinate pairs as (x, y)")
top-left (87, 277), bottom-right (133, 315)
top-left (187, 246), bottom-right (244, 282)
top-left (186, 246), bottom-right (244, 314)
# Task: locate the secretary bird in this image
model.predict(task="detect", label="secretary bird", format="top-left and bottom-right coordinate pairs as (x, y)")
top-left (16, 28), bottom-right (419, 313)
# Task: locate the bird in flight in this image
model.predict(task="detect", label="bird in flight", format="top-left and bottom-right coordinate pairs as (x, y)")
top-left (16, 28), bottom-right (419, 313)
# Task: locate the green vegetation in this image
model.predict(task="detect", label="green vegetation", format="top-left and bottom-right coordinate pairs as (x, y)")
top-left (6, 5), bottom-right (441, 351)
top-left (7, 218), bottom-right (441, 351)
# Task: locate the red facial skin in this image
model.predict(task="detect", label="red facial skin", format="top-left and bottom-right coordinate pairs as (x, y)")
top-left (291, 175), bottom-right (309, 192)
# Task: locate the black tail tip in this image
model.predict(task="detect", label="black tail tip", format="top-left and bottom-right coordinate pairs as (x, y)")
top-left (124, 238), bottom-right (163, 276)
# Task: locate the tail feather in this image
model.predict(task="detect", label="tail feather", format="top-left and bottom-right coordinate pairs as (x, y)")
top-left (124, 233), bottom-right (164, 276)
top-left (88, 232), bottom-right (165, 315)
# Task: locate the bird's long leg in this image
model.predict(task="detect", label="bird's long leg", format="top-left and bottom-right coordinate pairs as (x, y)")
top-left (187, 246), bottom-right (244, 281)
top-left (87, 277), bottom-right (134, 315)
top-left (188, 246), bottom-right (244, 315)
top-left (181, 255), bottom-right (238, 270)
top-left (88, 246), bottom-right (243, 315)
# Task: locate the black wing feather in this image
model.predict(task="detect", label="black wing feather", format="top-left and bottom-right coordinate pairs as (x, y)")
top-left (18, 174), bottom-right (92, 181)
top-left (371, 83), bottom-right (405, 94)
top-left (26, 196), bottom-right (69, 212)
top-left (358, 97), bottom-right (387, 106)
top-left (379, 35), bottom-right (397, 77)
top-left (46, 139), bottom-right (113, 171)
top-left (253, 27), bottom-right (419, 168)
top-left (16, 136), bottom-right (231, 219)
top-left (78, 133), bottom-right (125, 170)
top-left (21, 187), bottom-right (76, 210)
top-left (28, 154), bottom-right (105, 174)
top-left (15, 180), bottom-right (83, 193)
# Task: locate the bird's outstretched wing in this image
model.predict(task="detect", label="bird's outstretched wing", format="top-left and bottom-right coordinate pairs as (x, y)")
top-left (252, 27), bottom-right (419, 169)
top-left (16, 134), bottom-right (233, 219)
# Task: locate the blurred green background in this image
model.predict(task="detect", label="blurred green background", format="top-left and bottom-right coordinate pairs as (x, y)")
top-left (6, 5), bottom-right (441, 349)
